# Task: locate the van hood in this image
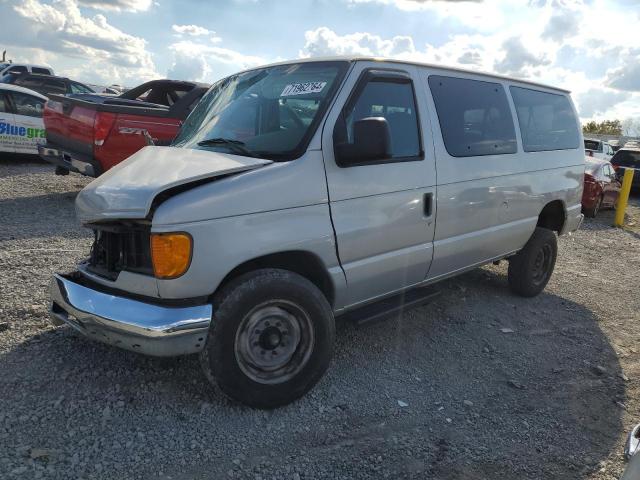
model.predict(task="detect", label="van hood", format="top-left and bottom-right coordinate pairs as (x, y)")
top-left (76, 146), bottom-right (272, 224)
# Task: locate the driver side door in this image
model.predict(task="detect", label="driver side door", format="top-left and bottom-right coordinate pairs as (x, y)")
top-left (321, 62), bottom-right (437, 308)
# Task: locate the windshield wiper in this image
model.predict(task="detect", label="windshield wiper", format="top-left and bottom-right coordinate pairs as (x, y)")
top-left (197, 137), bottom-right (257, 157)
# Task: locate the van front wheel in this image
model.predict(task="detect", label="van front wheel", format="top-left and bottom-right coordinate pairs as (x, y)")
top-left (507, 227), bottom-right (557, 297)
top-left (199, 269), bottom-right (335, 409)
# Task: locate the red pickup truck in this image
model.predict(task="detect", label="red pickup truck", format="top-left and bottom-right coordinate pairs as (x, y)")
top-left (38, 80), bottom-right (209, 177)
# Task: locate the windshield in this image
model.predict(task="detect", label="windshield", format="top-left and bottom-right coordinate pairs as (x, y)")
top-left (173, 61), bottom-right (349, 160)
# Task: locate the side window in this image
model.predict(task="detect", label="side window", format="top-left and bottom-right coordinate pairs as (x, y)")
top-left (70, 82), bottom-right (93, 94)
top-left (428, 75), bottom-right (517, 157)
top-left (0, 94), bottom-right (8, 113)
top-left (10, 92), bottom-right (44, 117)
top-left (510, 86), bottom-right (579, 152)
top-left (335, 73), bottom-right (422, 163)
top-left (8, 66), bottom-right (27, 74)
top-left (31, 67), bottom-right (51, 75)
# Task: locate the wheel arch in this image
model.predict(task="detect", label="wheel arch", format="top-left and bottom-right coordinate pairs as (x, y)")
top-left (214, 250), bottom-right (336, 307)
top-left (537, 200), bottom-right (566, 233)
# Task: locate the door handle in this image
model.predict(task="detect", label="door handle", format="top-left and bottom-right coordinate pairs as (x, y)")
top-left (424, 192), bottom-right (433, 217)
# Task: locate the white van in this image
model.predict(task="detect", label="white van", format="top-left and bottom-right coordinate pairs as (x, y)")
top-left (0, 83), bottom-right (47, 154)
top-left (49, 57), bottom-right (584, 408)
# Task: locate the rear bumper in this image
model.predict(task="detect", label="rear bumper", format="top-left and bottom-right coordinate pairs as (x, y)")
top-left (50, 274), bottom-right (212, 357)
top-left (38, 144), bottom-right (102, 177)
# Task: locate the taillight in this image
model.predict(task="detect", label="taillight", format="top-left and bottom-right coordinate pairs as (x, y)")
top-left (587, 150), bottom-right (593, 157)
top-left (93, 112), bottom-right (116, 146)
top-left (584, 173), bottom-right (596, 183)
top-left (611, 164), bottom-right (619, 171)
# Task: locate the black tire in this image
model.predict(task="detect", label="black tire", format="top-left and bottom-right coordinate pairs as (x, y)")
top-left (508, 227), bottom-right (558, 297)
top-left (199, 269), bottom-right (335, 409)
top-left (583, 195), bottom-right (602, 218)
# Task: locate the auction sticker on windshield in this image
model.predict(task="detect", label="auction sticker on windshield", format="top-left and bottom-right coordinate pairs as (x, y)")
top-left (281, 82), bottom-right (327, 97)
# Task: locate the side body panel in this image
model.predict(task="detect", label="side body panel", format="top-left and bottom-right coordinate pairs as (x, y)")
top-left (321, 61), bottom-right (437, 307)
top-left (418, 66), bottom-right (584, 281)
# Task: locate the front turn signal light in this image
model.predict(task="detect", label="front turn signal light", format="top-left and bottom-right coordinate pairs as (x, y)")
top-left (150, 233), bottom-right (192, 279)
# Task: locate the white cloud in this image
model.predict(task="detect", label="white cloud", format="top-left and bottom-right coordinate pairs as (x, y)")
top-left (0, 0), bottom-right (159, 85)
top-left (172, 24), bottom-right (213, 37)
top-left (493, 37), bottom-right (550, 76)
top-left (78, 0), bottom-right (152, 11)
top-left (347, 0), bottom-right (507, 30)
top-left (299, 27), bottom-right (418, 58)
top-left (167, 40), bottom-right (266, 82)
top-left (576, 88), bottom-right (631, 117)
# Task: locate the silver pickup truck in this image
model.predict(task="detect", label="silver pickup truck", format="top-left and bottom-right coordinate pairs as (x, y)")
top-left (50, 57), bottom-right (584, 408)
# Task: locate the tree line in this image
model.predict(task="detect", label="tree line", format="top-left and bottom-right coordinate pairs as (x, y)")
top-left (582, 119), bottom-right (640, 137)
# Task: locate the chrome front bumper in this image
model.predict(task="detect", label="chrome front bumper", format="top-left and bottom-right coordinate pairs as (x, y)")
top-left (50, 274), bottom-right (212, 357)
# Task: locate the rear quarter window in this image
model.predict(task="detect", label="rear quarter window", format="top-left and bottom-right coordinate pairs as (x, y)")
top-left (428, 75), bottom-right (517, 157)
top-left (510, 87), bottom-right (579, 152)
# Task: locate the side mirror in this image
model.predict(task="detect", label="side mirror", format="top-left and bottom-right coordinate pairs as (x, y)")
top-left (335, 117), bottom-right (391, 167)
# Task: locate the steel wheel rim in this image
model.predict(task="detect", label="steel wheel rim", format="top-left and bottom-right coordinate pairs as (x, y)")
top-left (234, 300), bottom-right (315, 385)
top-left (531, 244), bottom-right (552, 285)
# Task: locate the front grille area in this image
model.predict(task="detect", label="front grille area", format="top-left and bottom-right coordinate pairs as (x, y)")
top-left (87, 224), bottom-right (153, 280)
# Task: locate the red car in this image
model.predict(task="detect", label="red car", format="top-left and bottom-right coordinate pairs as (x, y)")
top-left (38, 80), bottom-right (208, 177)
top-left (582, 157), bottom-right (621, 217)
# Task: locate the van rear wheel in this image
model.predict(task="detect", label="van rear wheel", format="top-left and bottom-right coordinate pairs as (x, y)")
top-left (199, 269), bottom-right (335, 409)
top-left (507, 227), bottom-right (557, 297)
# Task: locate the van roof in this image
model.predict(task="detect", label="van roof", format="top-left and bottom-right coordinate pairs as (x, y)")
top-left (256, 56), bottom-right (571, 94)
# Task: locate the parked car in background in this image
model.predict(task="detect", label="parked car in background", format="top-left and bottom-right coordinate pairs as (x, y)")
top-left (608, 139), bottom-right (622, 152)
top-left (611, 146), bottom-right (640, 190)
top-left (582, 157), bottom-right (621, 217)
top-left (38, 79), bottom-right (209, 176)
top-left (0, 73), bottom-right (94, 97)
top-left (0, 83), bottom-right (46, 155)
top-left (49, 57), bottom-right (584, 408)
top-left (584, 138), bottom-right (614, 160)
top-left (0, 63), bottom-right (54, 77)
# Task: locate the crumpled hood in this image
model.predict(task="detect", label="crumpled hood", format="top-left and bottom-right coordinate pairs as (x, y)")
top-left (76, 146), bottom-right (272, 224)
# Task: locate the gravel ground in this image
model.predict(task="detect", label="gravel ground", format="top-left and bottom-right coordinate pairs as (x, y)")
top-left (1, 156), bottom-right (639, 480)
